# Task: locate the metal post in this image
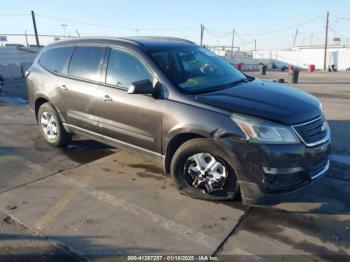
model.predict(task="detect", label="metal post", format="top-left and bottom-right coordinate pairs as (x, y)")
top-left (292, 29), bottom-right (299, 47)
top-left (25, 29), bottom-right (29, 47)
top-left (200, 24), bottom-right (204, 47)
top-left (231, 29), bottom-right (235, 57)
top-left (323, 11), bottom-right (329, 71)
top-left (310, 33), bottom-right (314, 45)
top-left (31, 10), bottom-right (40, 47)
top-left (254, 39), bottom-right (257, 51)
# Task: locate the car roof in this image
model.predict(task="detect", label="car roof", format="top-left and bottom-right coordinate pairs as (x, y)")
top-left (46, 36), bottom-right (196, 51)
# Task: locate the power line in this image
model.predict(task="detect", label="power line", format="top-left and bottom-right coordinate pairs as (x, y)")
top-left (336, 16), bottom-right (350, 21)
top-left (205, 29), bottom-right (232, 38)
top-left (35, 13), bottom-right (196, 32)
top-left (235, 32), bottom-right (255, 44)
top-left (0, 33), bottom-right (77, 38)
top-left (238, 15), bottom-right (323, 36)
top-left (204, 26), bottom-right (231, 36)
top-left (0, 13), bottom-right (30, 17)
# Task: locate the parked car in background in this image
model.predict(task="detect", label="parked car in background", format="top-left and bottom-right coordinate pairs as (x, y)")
top-left (26, 37), bottom-right (331, 205)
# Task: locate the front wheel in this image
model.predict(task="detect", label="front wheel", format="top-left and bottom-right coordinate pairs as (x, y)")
top-left (170, 138), bottom-right (239, 200)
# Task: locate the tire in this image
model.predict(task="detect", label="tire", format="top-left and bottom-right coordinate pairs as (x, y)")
top-left (38, 102), bottom-right (71, 147)
top-left (170, 138), bottom-right (239, 200)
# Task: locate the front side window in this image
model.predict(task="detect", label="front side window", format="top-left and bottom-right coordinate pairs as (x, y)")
top-left (68, 46), bottom-right (106, 81)
top-left (106, 49), bottom-right (153, 89)
top-left (149, 47), bottom-right (246, 94)
top-left (39, 47), bottom-right (73, 74)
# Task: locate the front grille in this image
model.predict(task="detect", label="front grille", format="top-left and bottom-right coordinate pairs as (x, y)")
top-left (292, 116), bottom-right (329, 146)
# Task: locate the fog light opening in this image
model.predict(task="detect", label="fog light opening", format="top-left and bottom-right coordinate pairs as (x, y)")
top-left (263, 166), bottom-right (304, 175)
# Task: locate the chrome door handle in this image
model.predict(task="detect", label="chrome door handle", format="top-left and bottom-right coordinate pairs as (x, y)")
top-left (103, 95), bottom-right (113, 103)
top-left (60, 85), bottom-right (68, 91)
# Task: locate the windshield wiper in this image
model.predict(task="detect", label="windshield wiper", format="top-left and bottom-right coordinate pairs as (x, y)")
top-left (227, 78), bottom-right (250, 87)
top-left (186, 78), bottom-right (250, 95)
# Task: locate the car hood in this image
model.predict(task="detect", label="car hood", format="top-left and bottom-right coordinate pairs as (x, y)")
top-left (194, 78), bottom-right (321, 125)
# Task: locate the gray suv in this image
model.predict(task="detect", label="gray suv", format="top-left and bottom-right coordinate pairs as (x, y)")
top-left (26, 37), bottom-right (331, 205)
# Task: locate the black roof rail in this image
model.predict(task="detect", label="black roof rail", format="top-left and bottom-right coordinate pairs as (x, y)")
top-left (48, 36), bottom-right (144, 48)
top-left (46, 36), bottom-right (196, 49)
top-left (129, 36), bottom-right (195, 44)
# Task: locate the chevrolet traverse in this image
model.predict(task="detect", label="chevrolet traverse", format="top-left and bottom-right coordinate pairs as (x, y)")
top-left (26, 37), bottom-right (331, 204)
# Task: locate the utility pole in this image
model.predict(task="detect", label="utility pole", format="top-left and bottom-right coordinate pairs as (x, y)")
top-left (310, 33), bottom-right (314, 45)
top-left (31, 10), bottom-right (40, 47)
top-left (61, 24), bottom-right (68, 38)
top-left (323, 11), bottom-right (329, 71)
top-left (231, 29), bottom-right (235, 57)
top-left (200, 24), bottom-right (204, 47)
top-left (292, 29), bottom-right (299, 47)
top-left (254, 39), bottom-right (257, 51)
top-left (24, 29), bottom-right (29, 47)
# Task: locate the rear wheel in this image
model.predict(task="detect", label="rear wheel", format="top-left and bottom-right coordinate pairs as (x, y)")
top-left (170, 138), bottom-right (239, 200)
top-left (38, 102), bottom-right (71, 147)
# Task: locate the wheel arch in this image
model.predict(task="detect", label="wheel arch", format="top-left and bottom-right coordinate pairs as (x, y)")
top-left (34, 96), bottom-right (49, 121)
top-left (164, 132), bottom-right (208, 174)
top-left (34, 95), bottom-right (66, 124)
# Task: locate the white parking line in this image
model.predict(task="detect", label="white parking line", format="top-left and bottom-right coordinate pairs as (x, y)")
top-left (56, 174), bottom-right (220, 249)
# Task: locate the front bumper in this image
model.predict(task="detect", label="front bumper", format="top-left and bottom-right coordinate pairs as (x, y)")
top-left (239, 159), bottom-right (329, 205)
top-left (219, 138), bottom-right (331, 205)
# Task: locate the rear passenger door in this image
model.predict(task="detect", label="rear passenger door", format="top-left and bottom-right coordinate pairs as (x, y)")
top-left (95, 48), bottom-right (162, 154)
top-left (58, 46), bottom-right (107, 131)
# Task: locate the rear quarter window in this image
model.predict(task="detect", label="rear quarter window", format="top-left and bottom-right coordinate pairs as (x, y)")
top-left (39, 47), bottom-right (73, 74)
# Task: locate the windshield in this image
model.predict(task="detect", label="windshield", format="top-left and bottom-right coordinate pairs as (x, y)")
top-left (148, 47), bottom-right (246, 94)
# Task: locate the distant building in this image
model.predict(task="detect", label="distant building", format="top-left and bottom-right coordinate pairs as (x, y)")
top-left (253, 45), bottom-right (350, 71)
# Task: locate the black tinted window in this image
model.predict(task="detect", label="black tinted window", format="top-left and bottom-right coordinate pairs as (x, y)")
top-left (39, 47), bottom-right (73, 74)
top-left (106, 49), bottom-right (153, 88)
top-left (68, 46), bottom-right (106, 81)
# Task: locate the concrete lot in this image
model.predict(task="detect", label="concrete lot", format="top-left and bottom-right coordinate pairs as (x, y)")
top-left (0, 71), bottom-right (350, 261)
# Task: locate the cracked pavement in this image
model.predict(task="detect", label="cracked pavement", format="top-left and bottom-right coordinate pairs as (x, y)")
top-left (0, 72), bottom-right (350, 261)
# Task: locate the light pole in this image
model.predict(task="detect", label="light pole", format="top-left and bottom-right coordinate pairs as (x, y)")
top-left (61, 24), bottom-right (68, 39)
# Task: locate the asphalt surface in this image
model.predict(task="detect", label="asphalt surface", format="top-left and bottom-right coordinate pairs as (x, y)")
top-left (0, 72), bottom-right (350, 261)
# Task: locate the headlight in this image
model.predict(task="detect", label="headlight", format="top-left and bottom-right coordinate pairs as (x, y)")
top-left (231, 114), bottom-right (300, 144)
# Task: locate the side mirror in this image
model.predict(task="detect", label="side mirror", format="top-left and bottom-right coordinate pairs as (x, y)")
top-left (128, 79), bottom-right (154, 94)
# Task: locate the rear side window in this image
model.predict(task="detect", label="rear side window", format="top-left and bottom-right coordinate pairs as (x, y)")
top-left (39, 47), bottom-right (73, 74)
top-left (68, 46), bottom-right (106, 82)
top-left (106, 49), bottom-right (153, 89)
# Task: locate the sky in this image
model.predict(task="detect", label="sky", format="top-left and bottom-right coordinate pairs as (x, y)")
top-left (1, 0), bottom-right (350, 50)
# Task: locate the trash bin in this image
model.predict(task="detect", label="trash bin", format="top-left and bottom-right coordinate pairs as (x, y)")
top-left (259, 64), bottom-right (267, 75)
top-left (289, 68), bottom-right (299, 84)
top-left (307, 64), bottom-right (315, 73)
